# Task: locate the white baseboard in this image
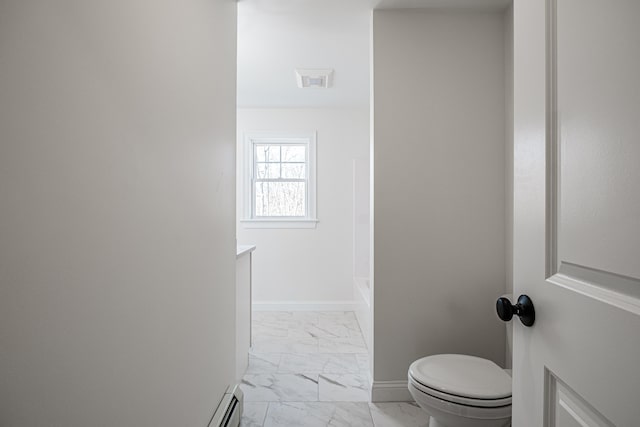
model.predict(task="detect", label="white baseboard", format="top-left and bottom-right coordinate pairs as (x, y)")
top-left (252, 301), bottom-right (359, 312)
top-left (371, 380), bottom-right (413, 402)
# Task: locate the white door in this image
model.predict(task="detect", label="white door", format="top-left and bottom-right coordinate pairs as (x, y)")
top-left (512, 0), bottom-right (640, 426)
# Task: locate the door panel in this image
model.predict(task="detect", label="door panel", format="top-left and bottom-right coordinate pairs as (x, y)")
top-left (548, 372), bottom-right (615, 427)
top-left (513, 0), bottom-right (640, 426)
top-left (556, 0), bottom-right (640, 280)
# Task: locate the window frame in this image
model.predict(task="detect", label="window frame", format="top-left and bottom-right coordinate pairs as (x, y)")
top-left (240, 131), bottom-right (318, 229)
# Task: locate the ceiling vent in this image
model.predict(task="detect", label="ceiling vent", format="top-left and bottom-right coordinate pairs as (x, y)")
top-left (295, 69), bottom-right (334, 88)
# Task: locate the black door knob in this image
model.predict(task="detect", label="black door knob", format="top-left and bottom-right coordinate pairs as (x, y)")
top-left (496, 295), bottom-right (535, 327)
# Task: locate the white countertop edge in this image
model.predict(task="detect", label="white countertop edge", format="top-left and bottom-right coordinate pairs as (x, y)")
top-left (236, 245), bottom-right (256, 258)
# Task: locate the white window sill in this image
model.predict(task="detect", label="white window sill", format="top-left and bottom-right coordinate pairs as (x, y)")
top-left (240, 219), bottom-right (319, 229)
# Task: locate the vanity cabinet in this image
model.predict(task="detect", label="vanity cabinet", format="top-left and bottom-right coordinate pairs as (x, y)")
top-left (235, 245), bottom-right (255, 381)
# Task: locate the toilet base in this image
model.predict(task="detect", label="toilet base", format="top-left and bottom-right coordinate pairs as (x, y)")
top-left (426, 415), bottom-right (509, 427)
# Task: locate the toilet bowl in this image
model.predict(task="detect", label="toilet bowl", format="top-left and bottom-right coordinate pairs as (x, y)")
top-left (408, 354), bottom-right (511, 427)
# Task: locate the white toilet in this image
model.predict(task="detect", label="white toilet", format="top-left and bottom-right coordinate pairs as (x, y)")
top-left (408, 354), bottom-right (511, 427)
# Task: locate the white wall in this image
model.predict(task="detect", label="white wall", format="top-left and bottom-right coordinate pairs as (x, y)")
top-left (372, 9), bottom-right (507, 384)
top-left (237, 0), bottom-right (370, 109)
top-left (0, 1), bottom-right (237, 425)
top-left (237, 108), bottom-right (369, 305)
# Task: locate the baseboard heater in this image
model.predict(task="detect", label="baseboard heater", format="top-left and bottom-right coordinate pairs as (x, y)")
top-left (208, 385), bottom-right (243, 427)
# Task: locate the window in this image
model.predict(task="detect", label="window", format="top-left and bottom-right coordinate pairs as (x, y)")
top-left (241, 132), bottom-right (317, 228)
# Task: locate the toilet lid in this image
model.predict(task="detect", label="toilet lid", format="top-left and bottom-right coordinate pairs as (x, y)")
top-left (409, 354), bottom-right (511, 400)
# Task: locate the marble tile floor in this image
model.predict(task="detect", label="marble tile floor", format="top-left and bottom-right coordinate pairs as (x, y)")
top-left (240, 311), bottom-right (430, 427)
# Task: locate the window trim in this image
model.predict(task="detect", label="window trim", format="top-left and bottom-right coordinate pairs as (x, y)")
top-left (241, 131), bottom-right (317, 229)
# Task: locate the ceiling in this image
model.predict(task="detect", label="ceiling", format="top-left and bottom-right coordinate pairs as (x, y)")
top-left (237, 0), bottom-right (511, 109)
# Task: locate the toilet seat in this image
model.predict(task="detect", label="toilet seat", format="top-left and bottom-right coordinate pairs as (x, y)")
top-left (409, 354), bottom-right (512, 408)
top-left (409, 381), bottom-right (512, 421)
top-left (409, 376), bottom-right (511, 408)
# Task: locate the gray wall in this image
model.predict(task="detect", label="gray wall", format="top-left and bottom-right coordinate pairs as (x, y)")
top-left (504, 3), bottom-right (514, 370)
top-left (0, 1), bottom-right (237, 425)
top-left (372, 9), bottom-right (508, 382)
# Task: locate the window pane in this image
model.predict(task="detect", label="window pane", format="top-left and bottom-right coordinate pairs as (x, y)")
top-left (256, 162), bottom-right (280, 179)
top-left (281, 163), bottom-right (305, 179)
top-left (281, 145), bottom-right (305, 162)
top-left (255, 145), bottom-right (280, 162)
top-left (255, 181), bottom-right (306, 217)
